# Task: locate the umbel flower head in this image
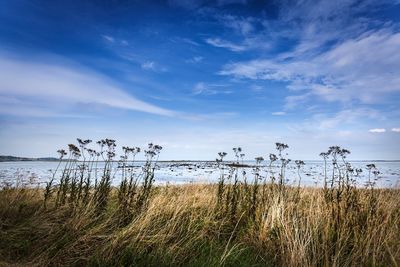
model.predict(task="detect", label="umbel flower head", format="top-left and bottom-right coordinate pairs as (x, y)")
top-left (255, 156), bottom-right (264, 165)
top-left (269, 153), bottom-right (278, 162)
top-left (295, 160), bottom-right (305, 169)
top-left (145, 143), bottom-right (163, 160)
top-left (57, 149), bottom-right (67, 159)
top-left (77, 138), bottom-right (92, 146)
top-left (275, 142), bottom-right (289, 151)
top-left (217, 152), bottom-right (227, 162)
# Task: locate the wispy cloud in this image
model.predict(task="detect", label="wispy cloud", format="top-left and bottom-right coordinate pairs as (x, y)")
top-left (141, 61), bottom-right (156, 70)
top-left (316, 108), bottom-right (381, 130)
top-left (192, 82), bottom-right (232, 95)
top-left (220, 29), bottom-right (400, 108)
top-left (205, 38), bottom-right (246, 52)
top-left (285, 108), bottom-right (383, 133)
top-left (212, 0), bottom-right (400, 113)
top-left (275, 0), bottom-right (393, 58)
top-left (141, 61), bottom-right (167, 72)
top-left (369, 128), bottom-right (386, 133)
top-left (392, 128), bottom-right (400, 132)
top-left (186, 56), bottom-right (204, 63)
top-left (250, 85), bottom-right (262, 92)
top-left (272, 111), bottom-right (286, 116)
top-left (217, 14), bottom-right (254, 35)
top-left (101, 35), bottom-right (131, 46)
top-left (192, 82), bottom-right (207, 94)
top-left (206, 13), bottom-right (272, 51)
top-left (174, 37), bottom-right (200, 46)
top-left (101, 35), bottom-right (115, 43)
top-left (0, 54), bottom-right (177, 117)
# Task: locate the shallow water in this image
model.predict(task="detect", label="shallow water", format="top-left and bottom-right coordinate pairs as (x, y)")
top-left (0, 160), bottom-right (399, 188)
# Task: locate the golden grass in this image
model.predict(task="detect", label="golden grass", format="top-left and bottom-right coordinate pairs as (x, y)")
top-left (0, 184), bottom-right (399, 266)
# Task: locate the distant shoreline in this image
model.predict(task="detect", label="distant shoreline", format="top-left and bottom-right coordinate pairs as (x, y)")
top-left (1, 155), bottom-right (399, 163)
top-left (0, 156), bottom-right (60, 162)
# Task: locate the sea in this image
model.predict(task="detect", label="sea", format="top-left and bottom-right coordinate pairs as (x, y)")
top-left (1, 160), bottom-right (399, 188)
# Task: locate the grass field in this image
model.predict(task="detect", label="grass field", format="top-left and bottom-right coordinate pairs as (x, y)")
top-left (1, 140), bottom-right (399, 266)
top-left (1, 184), bottom-right (399, 266)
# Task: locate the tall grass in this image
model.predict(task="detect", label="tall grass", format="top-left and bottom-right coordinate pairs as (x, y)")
top-left (0, 139), bottom-right (399, 266)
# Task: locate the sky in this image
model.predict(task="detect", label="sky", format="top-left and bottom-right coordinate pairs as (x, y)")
top-left (0, 0), bottom-right (400, 160)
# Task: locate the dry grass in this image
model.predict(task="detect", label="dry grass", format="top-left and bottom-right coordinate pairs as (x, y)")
top-left (0, 184), bottom-right (399, 266)
top-left (1, 141), bottom-right (399, 266)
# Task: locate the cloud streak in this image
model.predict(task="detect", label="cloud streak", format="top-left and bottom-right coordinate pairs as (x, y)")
top-left (369, 128), bottom-right (386, 133)
top-left (192, 82), bottom-right (232, 95)
top-left (205, 38), bottom-right (246, 52)
top-left (0, 54), bottom-right (177, 117)
top-left (102, 35), bottom-right (115, 43)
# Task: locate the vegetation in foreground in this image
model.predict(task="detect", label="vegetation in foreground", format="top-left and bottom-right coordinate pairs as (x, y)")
top-left (0, 139), bottom-right (399, 266)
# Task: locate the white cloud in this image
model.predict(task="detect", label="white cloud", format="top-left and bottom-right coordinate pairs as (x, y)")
top-left (192, 82), bottom-right (232, 95)
top-left (0, 54), bottom-right (177, 117)
top-left (284, 93), bottom-right (311, 110)
top-left (287, 108), bottom-right (383, 132)
top-left (368, 128), bottom-right (386, 133)
top-left (205, 38), bottom-right (246, 52)
top-left (218, 15), bottom-right (254, 35)
top-left (316, 109), bottom-right (381, 130)
top-left (192, 82), bottom-right (207, 95)
top-left (141, 61), bottom-right (155, 70)
top-left (141, 61), bottom-right (167, 72)
top-left (102, 35), bottom-right (115, 43)
top-left (392, 128), bottom-right (400, 132)
top-left (102, 35), bottom-right (130, 46)
top-left (272, 111), bottom-right (286, 116)
top-left (193, 56), bottom-right (203, 62)
top-left (207, 13), bottom-right (272, 51)
top-left (213, 0), bottom-right (400, 110)
top-left (275, 0), bottom-right (392, 59)
top-left (220, 30), bottom-right (400, 108)
top-left (179, 38), bottom-right (200, 46)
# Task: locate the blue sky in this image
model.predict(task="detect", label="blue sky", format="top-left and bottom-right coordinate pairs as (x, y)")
top-left (0, 0), bottom-right (400, 160)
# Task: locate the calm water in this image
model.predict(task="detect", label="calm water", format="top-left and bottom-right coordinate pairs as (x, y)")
top-left (1, 160), bottom-right (399, 188)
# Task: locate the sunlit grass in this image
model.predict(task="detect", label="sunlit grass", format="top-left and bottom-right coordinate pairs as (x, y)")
top-left (0, 139), bottom-right (399, 266)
